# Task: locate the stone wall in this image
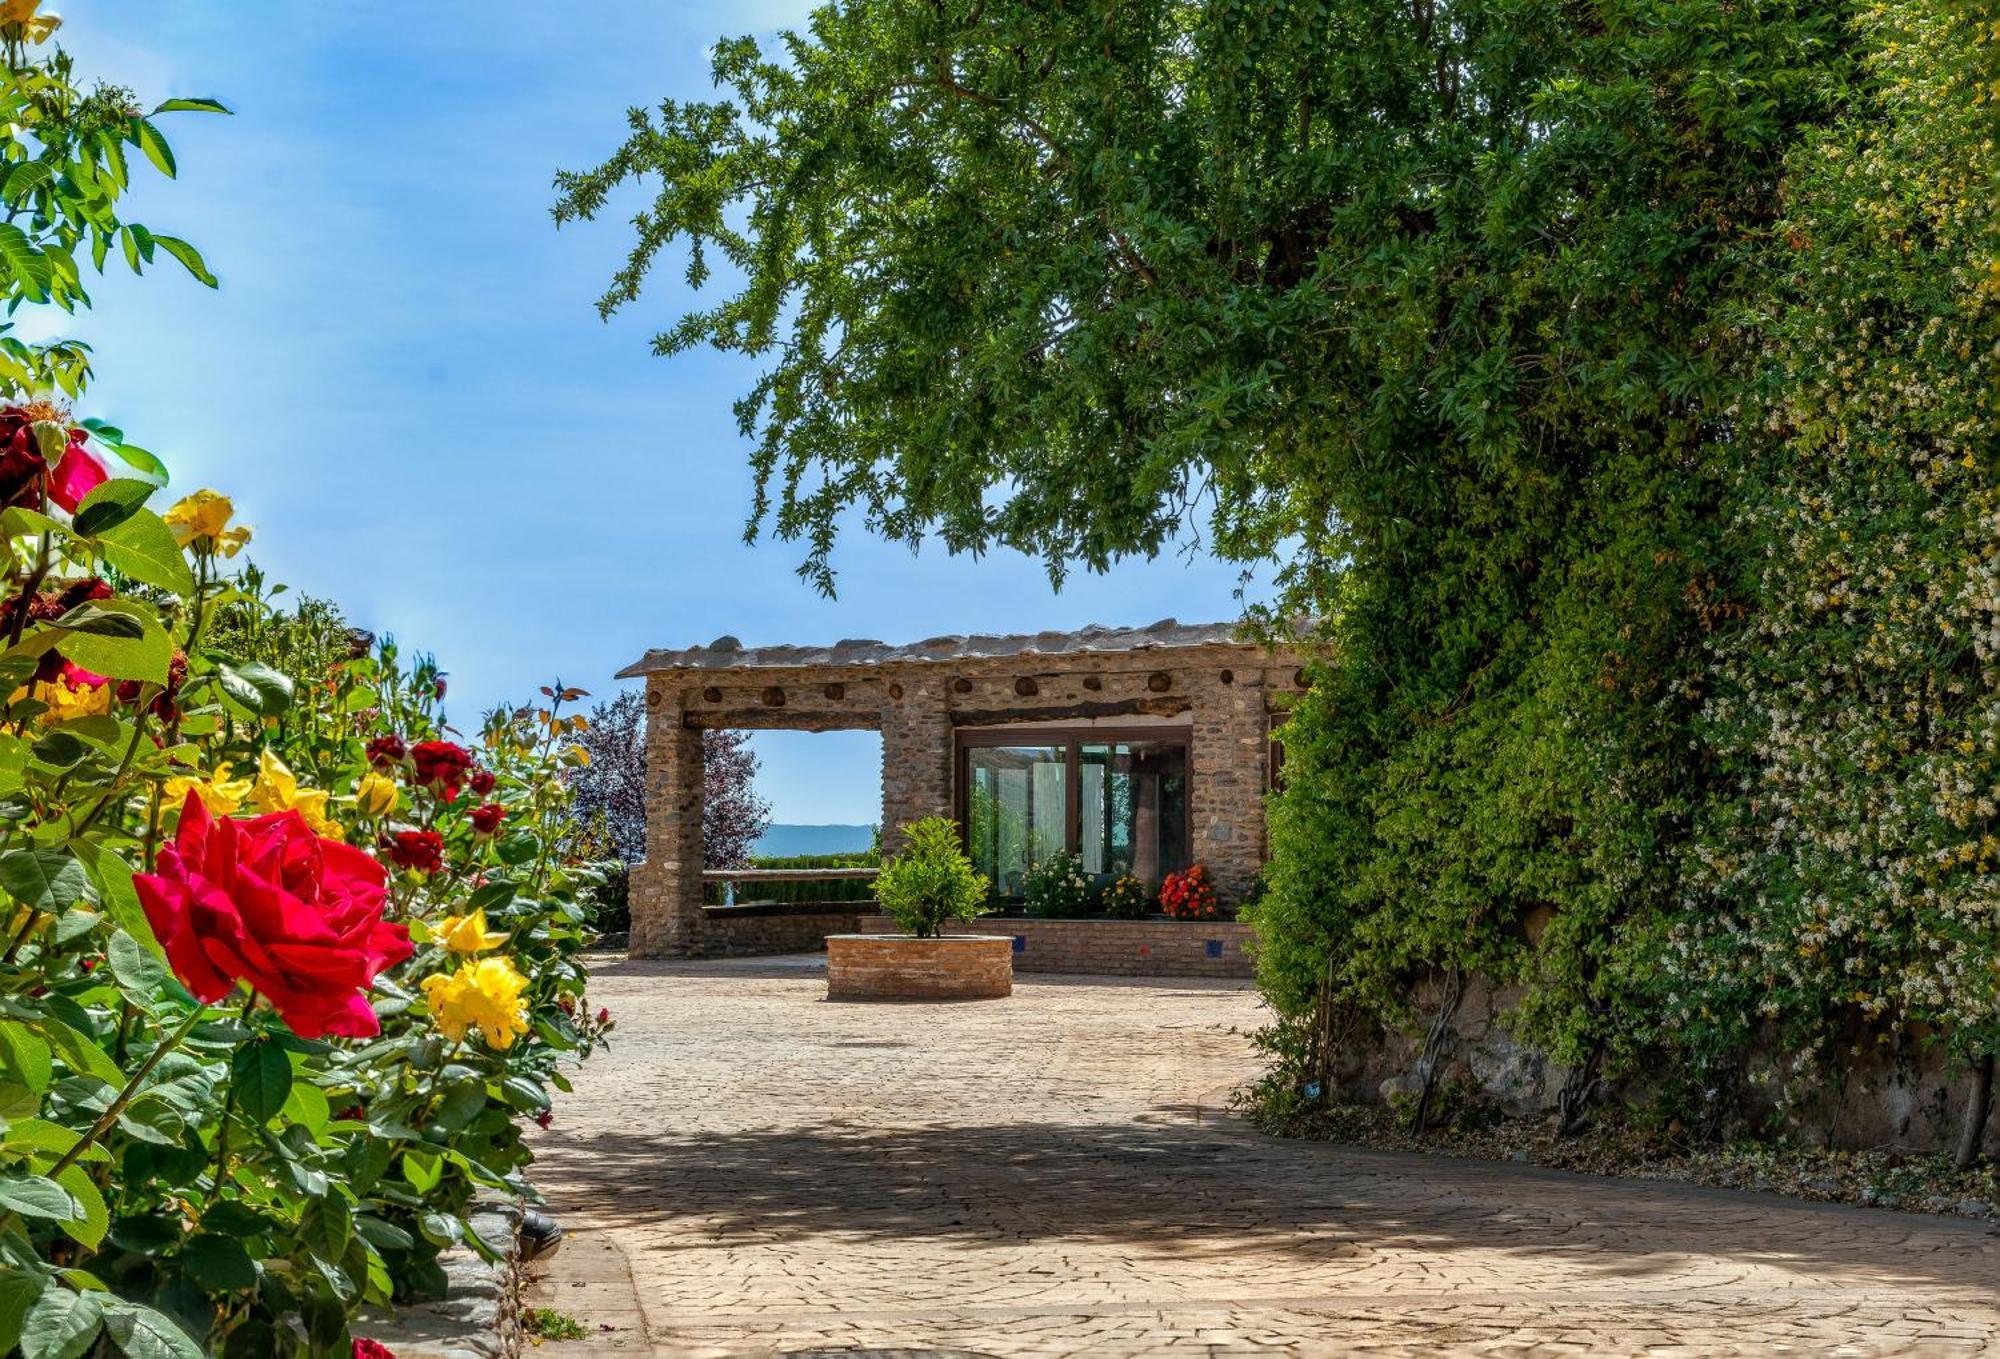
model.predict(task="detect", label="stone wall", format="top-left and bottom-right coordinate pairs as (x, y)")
top-left (629, 635), bottom-right (1301, 960)
top-left (857, 916), bottom-right (1255, 979)
top-left (826, 934), bottom-right (1015, 1000)
top-left (701, 903), bottom-right (873, 957)
top-left (1333, 971), bottom-right (2000, 1157)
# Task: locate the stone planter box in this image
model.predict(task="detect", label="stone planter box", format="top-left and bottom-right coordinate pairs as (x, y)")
top-left (825, 933), bottom-right (1013, 1001)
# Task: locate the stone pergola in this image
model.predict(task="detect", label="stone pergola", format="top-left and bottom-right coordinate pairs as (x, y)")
top-left (617, 620), bottom-right (1305, 958)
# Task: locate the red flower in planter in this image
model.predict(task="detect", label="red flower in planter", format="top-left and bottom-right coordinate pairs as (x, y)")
top-left (409, 739), bottom-right (473, 799)
top-left (468, 802), bottom-right (505, 836)
top-left (1159, 864), bottom-right (1220, 921)
top-left (387, 829), bottom-right (444, 874)
top-left (135, 793), bottom-right (412, 1038)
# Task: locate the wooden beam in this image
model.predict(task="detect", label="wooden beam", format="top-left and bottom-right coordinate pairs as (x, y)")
top-left (950, 696), bottom-right (1190, 726)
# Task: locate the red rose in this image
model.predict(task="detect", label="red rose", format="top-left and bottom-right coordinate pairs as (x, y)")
top-left (468, 769), bottom-right (496, 798)
top-left (118, 650), bottom-right (188, 719)
top-left (596, 1007), bottom-right (609, 1025)
top-left (366, 734), bottom-right (407, 768)
top-left (468, 803), bottom-right (505, 836)
top-left (409, 740), bottom-right (473, 799)
top-left (0, 409), bottom-right (107, 513)
top-left (387, 830), bottom-right (444, 874)
top-left (433, 678), bottom-right (447, 700)
top-left (353, 1341), bottom-right (398, 1359)
top-left (135, 793), bottom-right (412, 1039)
top-left (534, 1109), bottom-right (553, 1129)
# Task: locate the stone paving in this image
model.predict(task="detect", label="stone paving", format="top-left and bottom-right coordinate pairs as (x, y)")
top-left (522, 955), bottom-right (2000, 1356)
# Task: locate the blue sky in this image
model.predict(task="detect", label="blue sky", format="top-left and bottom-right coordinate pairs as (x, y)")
top-left (38, 3), bottom-right (1264, 823)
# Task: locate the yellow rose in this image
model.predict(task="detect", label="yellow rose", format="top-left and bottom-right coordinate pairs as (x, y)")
top-left (24, 674), bottom-right (110, 723)
top-left (355, 771), bottom-right (399, 817)
top-left (164, 764), bottom-right (253, 816)
top-left (0, 0), bottom-right (61, 42)
top-left (163, 489), bottom-right (253, 558)
top-left (247, 748), bottom-right (343, 840)
top-left (421, 956), bottom-right (530, 1049)
top-left (434, 908), bottom-right (508, 955)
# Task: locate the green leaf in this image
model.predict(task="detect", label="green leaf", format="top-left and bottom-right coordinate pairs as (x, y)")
top-left (500, 1075), bottom-right (550, 1112)
top-left (50, 600), bottom-right (171, 684)
top-left (52, 1166), bottom-right (105, 1249)
top-left (300, 1193), bottom-right (351, 1263)
top-left (40, 1017), bottom-right (122, 1091)
top-left (229, 1039), bottom-right (291, 1123)
top-left (151, 98), bottom-right (231, 115)
top-left (0, 223), bottom-right (51, 302)
top-left (148, 236), bottom-right (215, 289)
top-left (215, 661), bottom-right (294, 716)
top-left (94, 507), bottom-right (193, 596)
top-left (0, 162), bottom-right (49, 207)
top-left (0, 1175), bottom-right (78, 1220)
top-left (278, 1078), bottom-right (329, 1133)
top-left (0, 848), bottom-right (92, 913)
top-left (0, 1021), bottom-right (52, 1093)
top-left (70, 478), bottom-right (154, 537)
top-left (17, 1285), bottom-right (100, 1359)
top-left (28, 730), bottom-right (85, 769)
top-left (104, 442), bottom-right (168, 482)
top-left (128, 119), bottom-right (176, 179)
top-left (98, 1298), bottom-right (203, 1359)
top-left (106, 928), bottom-right (194, 1014)
top-left (179, 1233), bottom-right (256, 1291)
top-left (0, 1118), bottom-right (99, 1163)
top-left (71, 841), bottom-right (162, 959)
top-left (401, 1149), bottom-right (442, 1194)
top-left (0, 1270), bottom-right (47, 1356)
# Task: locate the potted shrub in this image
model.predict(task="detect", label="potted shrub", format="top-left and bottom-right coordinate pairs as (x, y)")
top-left (826, 817), bottom-right (1013, 1000)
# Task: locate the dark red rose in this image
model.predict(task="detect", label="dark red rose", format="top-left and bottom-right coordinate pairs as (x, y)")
top-left (433, 678), bottom-right (447, 700)
top-left (366, 734), bottom-right (407, 768)
top-left (468, 769), bottom-right (496, 798)
top-left (410, 740), bottom-right (473, 799)
top-left (386, 829), bottom-right (443, 874)
top-left (134, 793), bottom-right (411, 1039)
top-left (353, 1341), bottom-right (398, 1359)
top-left (0, 407), bottom-right (108, 513)
top-left (468, 802), bottom-right (505, 836)
top-left (534, 1109), bottom-right (553, 1130)
top-left (596, 1007), bottom-right (609, 1025)
top-left (118, 649), bottom-right (188, 718)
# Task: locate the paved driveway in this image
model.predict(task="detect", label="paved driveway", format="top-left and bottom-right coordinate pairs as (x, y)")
top-left (523, 956), bottom-right (2000, 1356)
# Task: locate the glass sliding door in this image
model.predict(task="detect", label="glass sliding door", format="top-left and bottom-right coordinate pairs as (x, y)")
top-left (963, 744), bottom-right (1067, 898)
top-left (1078, 741), bottom-right (1188, 887)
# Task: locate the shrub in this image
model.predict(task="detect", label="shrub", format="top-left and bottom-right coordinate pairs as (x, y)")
top-left (872, 818), bottom-right (988, 938)
top-left (1161, 864), bottom-right (1221, 921)
top-left (1022, 850), bottom-right (1092, 918)
top-left (1101, 874), bottom-right (1154, 920)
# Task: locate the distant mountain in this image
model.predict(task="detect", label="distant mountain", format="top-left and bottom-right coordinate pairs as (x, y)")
top-left (754, 823), bottom-right (878, 858)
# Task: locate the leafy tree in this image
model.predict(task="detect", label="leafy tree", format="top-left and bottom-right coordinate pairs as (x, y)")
top-left (559, 0), bottom-right (1858, 1125)
top-left (571, 691), bottom-right (772, 869)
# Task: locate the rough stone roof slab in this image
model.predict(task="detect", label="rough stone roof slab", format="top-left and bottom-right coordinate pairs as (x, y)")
top-left (617, 619), bottom-right (1258, 678)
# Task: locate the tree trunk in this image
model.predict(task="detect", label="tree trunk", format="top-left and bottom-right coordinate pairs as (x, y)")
top-left (1954, 1053), bottom-right (1994, 1170)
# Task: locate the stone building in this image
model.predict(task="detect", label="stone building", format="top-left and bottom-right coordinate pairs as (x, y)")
top-left (618, 620), bottom-right (1305, 959)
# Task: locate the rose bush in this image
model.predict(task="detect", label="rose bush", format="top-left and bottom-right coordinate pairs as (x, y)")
top-left (0, 26), bottom-right (614, 1359)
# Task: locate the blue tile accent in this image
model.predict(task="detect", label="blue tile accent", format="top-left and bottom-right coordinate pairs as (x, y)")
top-left (1205, 939), bottom-right (1223, 958)
top-left (1013, 935), bottom-right (1027, 953)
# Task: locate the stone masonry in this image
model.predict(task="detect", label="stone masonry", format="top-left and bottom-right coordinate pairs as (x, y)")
top-left (618, 621), bottom-right (1303, 959)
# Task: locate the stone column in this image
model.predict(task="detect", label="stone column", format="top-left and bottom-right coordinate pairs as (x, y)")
top-left (1187, 667), bottom-right (1270, 904)
top-left (878, 673), bottom-right (953, 856)
top-left (629, 679), bottom-right (706, 958)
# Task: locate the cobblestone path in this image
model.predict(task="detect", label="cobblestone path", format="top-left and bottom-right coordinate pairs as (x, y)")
top-left (522, 956), bottom-right (2000, 1356)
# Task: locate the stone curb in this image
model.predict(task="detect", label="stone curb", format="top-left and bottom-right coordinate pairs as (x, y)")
top-left (354, 1200), bottom-right (523, 1359)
